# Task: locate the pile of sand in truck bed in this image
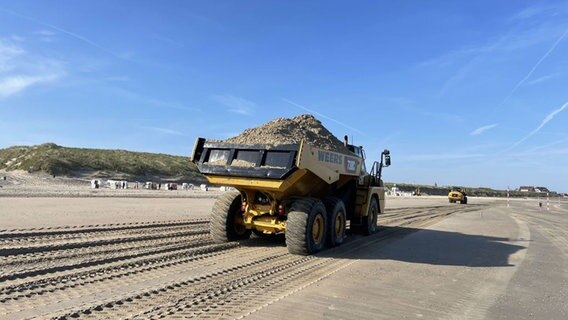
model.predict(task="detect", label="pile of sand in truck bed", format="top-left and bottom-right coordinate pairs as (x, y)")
top-left (225, 114), bottom-right (351, 154)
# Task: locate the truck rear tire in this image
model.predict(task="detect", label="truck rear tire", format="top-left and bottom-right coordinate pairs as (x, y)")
top-left (461, 197), bottom-right (468, 204)
top-left (210, 191), bottom-right (251, 243)
top-left (362, 197), bottom-right (378, 235)
top-left (324, 197), bottom-right (346, 247)
top-left (286, 198), bottom-right (327, 255)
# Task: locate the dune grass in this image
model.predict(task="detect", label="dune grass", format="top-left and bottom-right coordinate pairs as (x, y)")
top-left (0, 143), bottom-right (202, 182)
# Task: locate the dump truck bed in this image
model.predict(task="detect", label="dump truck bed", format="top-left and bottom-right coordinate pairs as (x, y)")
top-left (192, 138), bottom-right (363, 185)
top-left (193, 139), bottom-right (299, 180)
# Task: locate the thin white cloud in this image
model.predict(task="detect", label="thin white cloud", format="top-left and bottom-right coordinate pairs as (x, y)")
top-left (400, 146), bottom-right (568, 163)
top-left (501, 29), bottom-right (568, 105)
top-left (152, 34), bottom-right (184, 48)
top-left (212, 94), bottom-right (255, 115)
top-left (508, 148), bottom-right (568, 158)
top-left (420, 40), bottom-right (499, 67)
top-left (510, 3), bottom-right (568, 21)
top-left (0, 74), bottom-right (59, 98)
top-left (526, 137), bottom-right (568, 153)
top-left (33, 29), bottom-right (56, 36)
top-left (470, 123), bottom-right (498, 136)
top-left (1, 9), bottom-right (122, 59)
top-left (383, 97), bottom-right (463, 123)
top-left (283, 98), bottom-right (367, 136)
top-left (424, 25), bottom-right (567, 97)
top-left (0, 40), bottom-right (64, 98)
top-left (105, 76), bottom-right (130, 82)
top-left (524, 73), bottom-right (558, 86)
top-left (0, 40), bottom-right (25, 71)
top-left (438, 58), bottom-right (478, 96)
top-left (401, 153), bottom-right (485, 161)
top-left (10, 35), bottom-right (25, 42)
top-left (420, 28), bottom-right (539, 68)
top-left (511, 6), bottom-right (549, 21)
top-left (39, 37), bottom-right (55, 43)
top-left (430, 44), bottom-right (495, 96)
top-left (511, 101), bottom-right (568, 148)
top-left (141, 126), bottom-right (184, 136)
top-left (385, 97), bottom-right (413, 105)
top-left (110, 87), bottom-right (198, 112)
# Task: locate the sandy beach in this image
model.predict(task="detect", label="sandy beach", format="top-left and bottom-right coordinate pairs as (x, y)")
top-left (1, 173), bottom-right (566, 319)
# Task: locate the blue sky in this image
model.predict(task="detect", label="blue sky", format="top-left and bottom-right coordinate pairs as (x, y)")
top-left (0, 1), bottom-right (567, 192)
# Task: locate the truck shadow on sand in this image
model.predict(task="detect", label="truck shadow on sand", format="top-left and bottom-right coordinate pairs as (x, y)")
top-left (316, 226), bottom-right (529, 267)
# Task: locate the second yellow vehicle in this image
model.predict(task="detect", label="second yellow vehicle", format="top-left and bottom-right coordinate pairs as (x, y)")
top-left (448, 188), bottom-right (468, 204)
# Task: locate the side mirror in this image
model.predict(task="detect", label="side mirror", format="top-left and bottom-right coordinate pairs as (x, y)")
top-left (382, 149), bottom-right (391, 167)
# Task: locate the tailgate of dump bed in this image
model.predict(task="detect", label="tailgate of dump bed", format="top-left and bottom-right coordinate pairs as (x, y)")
top-left (191, 138), bottom-right (298, 179)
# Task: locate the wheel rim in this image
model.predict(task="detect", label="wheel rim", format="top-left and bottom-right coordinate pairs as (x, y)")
top-left (334, 211), bottom-right (345, 238)
top-left (311, 214), bottom-right (324, 245)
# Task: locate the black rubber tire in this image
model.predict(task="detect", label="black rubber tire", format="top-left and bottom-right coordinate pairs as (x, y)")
top-left (324, 197), bottom-right (347, 247)
top-left (286, 198), bottom-right (327, 255)
top-left (462, 197), bottom-right (468, 204)
top-left (449, 199), bottom-right (453, 203)
top-left (362, 197), bottom-right (379, 235)
top-left (210, 191), bottom-right (251, 243)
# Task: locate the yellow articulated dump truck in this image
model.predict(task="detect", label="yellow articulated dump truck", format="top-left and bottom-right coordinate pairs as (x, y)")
top-left (448, 188), bottom-right (467, 204)
top-left (191, 137), bottom-right (391, 255)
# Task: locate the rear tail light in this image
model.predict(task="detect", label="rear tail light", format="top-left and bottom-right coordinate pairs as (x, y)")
top-left (278, 204), bottom-right (284, 215)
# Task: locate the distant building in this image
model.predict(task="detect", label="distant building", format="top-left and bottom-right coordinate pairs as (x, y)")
top-left (518, 186), bottom-right (551, 193)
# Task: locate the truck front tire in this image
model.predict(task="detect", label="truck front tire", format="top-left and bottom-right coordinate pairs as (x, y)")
top-left (286, 198), bottom-right (327, 255)
top-left (210, 191), bottom-right (251, 243)
top-left (362, 197), bottom-right (379, 235)
top-left (324, 197), bottom-right (347, 247)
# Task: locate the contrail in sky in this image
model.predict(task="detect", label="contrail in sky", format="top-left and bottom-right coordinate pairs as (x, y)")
top-left (470, 123), bottom-right (498, 136)
top-left (283, 98), bottom-right (367, 136)
top-left (510, 101), bottom-right (568, 149)
top-left (0, 8), bottom-right (122, 59)
top-left (500, 29), bottom-right (568, 106)
top-left (526, 136), bottom-right (568, 153)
